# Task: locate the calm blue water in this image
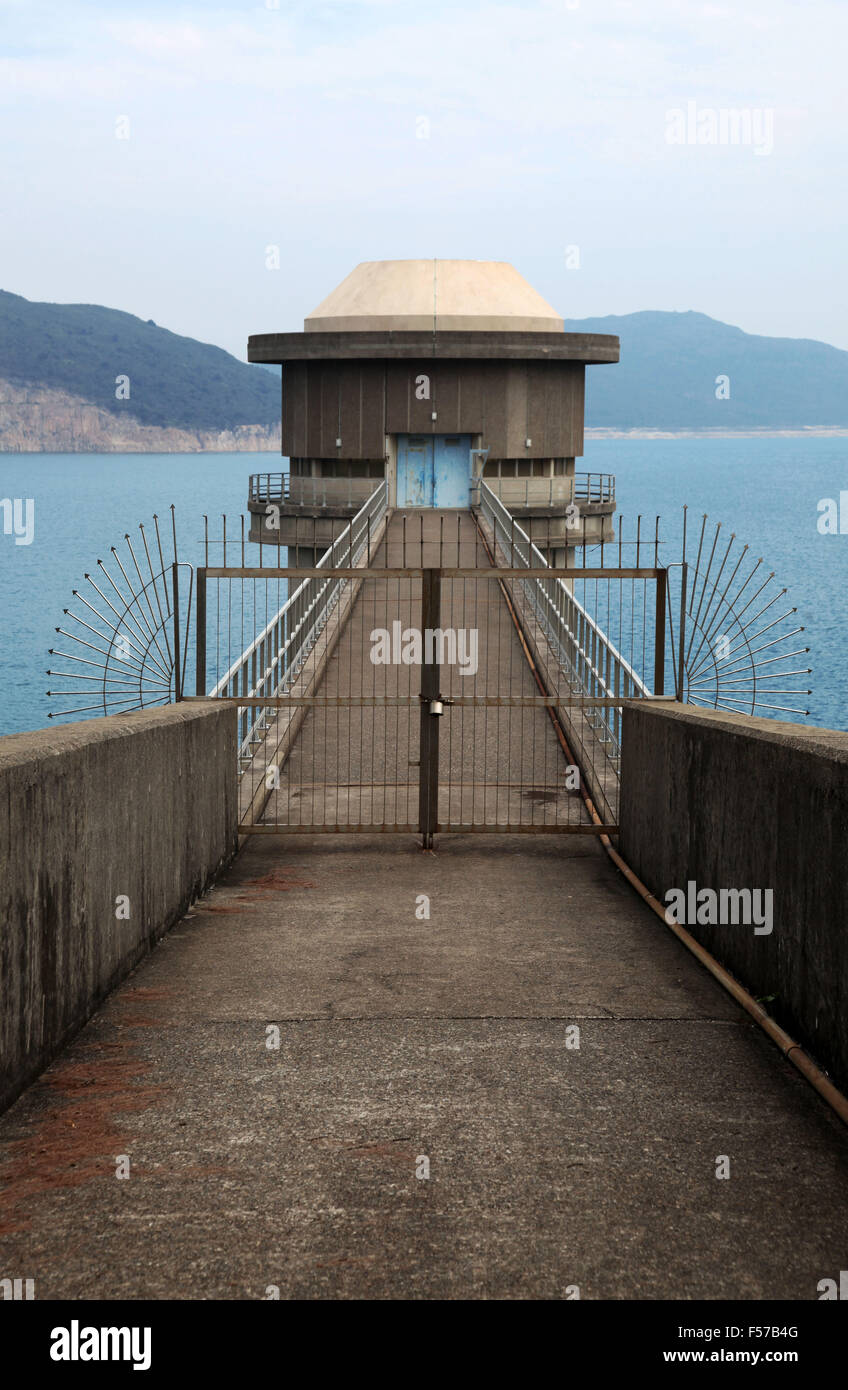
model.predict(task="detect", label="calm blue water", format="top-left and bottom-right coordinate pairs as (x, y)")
top-left (595, 437), bottom-right (848, 730)
top-left (1, 440), bottom-right (846, 735)
top-left (0, 454), bottom-right (262, 736)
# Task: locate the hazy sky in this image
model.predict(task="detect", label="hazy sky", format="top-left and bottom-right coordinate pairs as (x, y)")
top-left (1, 0), bottom-right (845, 356)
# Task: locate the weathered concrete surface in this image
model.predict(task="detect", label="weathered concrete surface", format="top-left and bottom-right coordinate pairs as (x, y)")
top-left (0, 832), bottom-right (846, 1299)
top-left (619, 703), bottom-right (848, 1094)
top-left (0, 703), bottom-right (238, 1113)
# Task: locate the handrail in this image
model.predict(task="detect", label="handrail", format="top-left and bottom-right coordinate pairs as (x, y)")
top-left (249, 473), bottom-right (379, 508)
top-left (249, 472), bottom-right (288, 502)
top-left (209, 480), bottom-right (388, 762)
top-left (249, 469), bottom-right (614, 507)
top-left (473, 479), bottom-right (650, 773)
top-left (574, 472), bottom-right (615, 504)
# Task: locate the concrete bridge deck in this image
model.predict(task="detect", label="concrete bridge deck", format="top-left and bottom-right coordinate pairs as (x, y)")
top-left (1, 829), bottom-right (847, 1299)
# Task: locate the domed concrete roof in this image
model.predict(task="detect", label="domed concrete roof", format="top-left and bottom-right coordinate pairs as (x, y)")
top-left (304, 259), bottom-right (564, 334)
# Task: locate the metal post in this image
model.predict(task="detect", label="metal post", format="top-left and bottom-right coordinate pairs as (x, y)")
top-left (196, 568), bottom-right (207, 696)
top-left (677, 562), bottom-right (688, 701)
top-left (419, 567), bottom-right (441, 849)
top-left (171, 562), bottom-right (182, 701)
top-left (654, 567), bottom-right (667, 696)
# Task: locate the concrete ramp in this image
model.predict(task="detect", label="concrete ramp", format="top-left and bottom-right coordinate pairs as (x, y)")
top-left (0, 825), bottom-right (847, 1298)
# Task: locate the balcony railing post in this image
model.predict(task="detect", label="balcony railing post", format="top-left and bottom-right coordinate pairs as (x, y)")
top-left (171, 562), bottom-right (182, 701)
top-left (654, 568), bottom-right (667, 696)
top-left (195, 568), bottom-right (207, 697)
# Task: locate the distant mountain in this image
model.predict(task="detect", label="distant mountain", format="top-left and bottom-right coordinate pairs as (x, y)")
top-left (1, 291), bottom-right (846, 451)
top-left (565, 310), bottom-right (848, 429)
top-left (0, 290), bottom-right (280, 450)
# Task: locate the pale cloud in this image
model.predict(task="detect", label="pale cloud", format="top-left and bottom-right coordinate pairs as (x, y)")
top-left (0, 0), bottom-right (845, 352)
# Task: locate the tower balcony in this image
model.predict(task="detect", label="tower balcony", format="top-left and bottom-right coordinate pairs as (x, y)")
top-left (246, 467), bottom-right (616, 556)
top-left (493, 470), bottom-right (616, 555)
top-left (247, 469), bottom-right (380, 552)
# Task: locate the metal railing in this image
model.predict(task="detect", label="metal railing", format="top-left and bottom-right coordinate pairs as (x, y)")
top-left (201, 480), bottom-right (388, 765)
top-left (574, 472), bottom-right (615, 504)
top-left (474, 480), bottom-right (654, 777)
top-left (249, 472), bottom-right (288, 502)
top-left (492, 472), bottom-right (615, 507)
top-left (490, 477), bottom-right (573, 508)
top-left (249, 472), bottom-right (380, 509)
top-left (250, 469), bottom-right (614, 508)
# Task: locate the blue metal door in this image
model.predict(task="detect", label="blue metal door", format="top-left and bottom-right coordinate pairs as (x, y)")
top-left (397, 436), bottom-right (433, 506)
top-left (397, 435), bottom-right (472, 507)
top-left (433, 435), bottom-right (472, 507)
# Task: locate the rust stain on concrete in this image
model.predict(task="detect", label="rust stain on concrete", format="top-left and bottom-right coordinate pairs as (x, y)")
top-left (0, 995), bottom-right (169, 1235)
top-left (194, 868), bottom-right (316, 915)
top-left (0, 1046), bottom-right (165, 1235)
top-left (241, 868), bottom-right (316, 893)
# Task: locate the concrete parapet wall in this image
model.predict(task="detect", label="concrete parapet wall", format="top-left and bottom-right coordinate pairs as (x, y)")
top-left (0, 702), bottom-right (238, 1111)
top-left (619, 703), bottom-right (848, 1092)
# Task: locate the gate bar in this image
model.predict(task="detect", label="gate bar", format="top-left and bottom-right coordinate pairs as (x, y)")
top-left (419, 567), bottom-right (441, 849)
top-left (195, 567), bottom-right (207, 697)
top-left (654, 566), bottom-right (667, 696)
top-left (677, 562), bottom-right (688, 700)
top-left (171, 562), bottom-right (182, 701)
top-left (191, 694), bottom-right (678, 709)
top-left (204, 566), bottom-right (663, 580)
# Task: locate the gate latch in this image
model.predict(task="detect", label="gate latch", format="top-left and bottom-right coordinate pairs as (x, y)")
top-left (421, 695), bottom-right (453, 716)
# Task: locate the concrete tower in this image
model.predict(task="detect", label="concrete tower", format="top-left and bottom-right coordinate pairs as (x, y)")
top-left (247, 259), bottom-right (619, 563)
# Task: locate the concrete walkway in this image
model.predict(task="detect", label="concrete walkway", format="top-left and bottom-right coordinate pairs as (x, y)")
top-left (1, 829), bottom-right (847, 1299)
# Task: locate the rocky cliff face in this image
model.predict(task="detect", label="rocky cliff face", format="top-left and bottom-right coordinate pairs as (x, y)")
top-left (0, 380), bottom-right (281, 452)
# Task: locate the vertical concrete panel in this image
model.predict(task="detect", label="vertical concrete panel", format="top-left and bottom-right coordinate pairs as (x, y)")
top-left (526, 363), bottom-right (549, 456)
top-left (434, 364), bottom-right (461, 432)
top-left (505, 365), bottom-right (529, 456)
top-left (544, 363), bottom-right (565, 456)
top-left (338, 363), bottom-right (361, 456)
top-left (316, 363), bottom-right (339, 457)
top-left (457, 364), bottom-right (484, 435)
top-left (385, 361), bottom-right (411, 433)
top-left (282, 363), bottom-right (307, 457)
top-left (573, 363), bottom-right (585, 456)
top-left (359, 363), bottom-right (387, 456)
top-left (482, 364), bottom-right (508, 455)
top-left (408, 361), bottom-right (436, 434)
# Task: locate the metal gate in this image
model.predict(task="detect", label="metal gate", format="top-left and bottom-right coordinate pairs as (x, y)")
top-left (197, 503), bottom-right (667, 842)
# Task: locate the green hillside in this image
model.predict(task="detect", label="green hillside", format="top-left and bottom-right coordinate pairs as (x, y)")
top-left (0, 290), bottom-right (280, 430)
top-left (2, 291), bottom-right (846, 432)
top-left (566, 310), bottom-right (848, 428)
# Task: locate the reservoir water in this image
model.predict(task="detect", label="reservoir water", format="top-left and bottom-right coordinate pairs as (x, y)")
top-left (1, 438), bottom-right (846, 735)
